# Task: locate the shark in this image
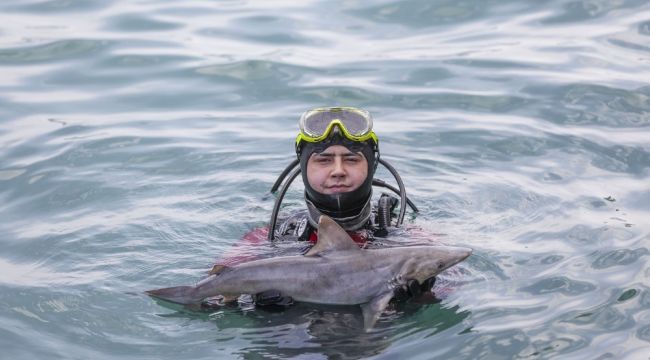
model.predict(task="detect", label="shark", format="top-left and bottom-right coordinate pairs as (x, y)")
top-left (146, 215), bottom-right (471, 330)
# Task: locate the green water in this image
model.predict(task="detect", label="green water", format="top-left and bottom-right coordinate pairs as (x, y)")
top-left (1, 1), bottom-right (649, 359)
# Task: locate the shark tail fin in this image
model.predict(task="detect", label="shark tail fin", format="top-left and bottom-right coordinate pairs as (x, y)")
top-left (145, 285), bottom-right (200, 305)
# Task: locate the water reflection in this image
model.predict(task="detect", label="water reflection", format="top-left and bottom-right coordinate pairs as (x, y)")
top-left (153, 298), bottom-right (470, 359)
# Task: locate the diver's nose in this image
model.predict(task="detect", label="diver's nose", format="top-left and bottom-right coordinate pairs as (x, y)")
top-left (331, 156), bottom-right (346, 177)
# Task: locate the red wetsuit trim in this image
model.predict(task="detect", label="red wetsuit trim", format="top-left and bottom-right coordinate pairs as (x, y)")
top-left (308, 229), bottom-right (369, 247)
top-left (215, 227), bottom-right (269, 266)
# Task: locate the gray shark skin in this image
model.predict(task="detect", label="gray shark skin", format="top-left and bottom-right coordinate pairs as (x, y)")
top-left (147, 215), bottom-right (471, 330)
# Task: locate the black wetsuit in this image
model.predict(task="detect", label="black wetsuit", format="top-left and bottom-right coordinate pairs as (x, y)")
top-left (273, 193), bottom-right (400, 243)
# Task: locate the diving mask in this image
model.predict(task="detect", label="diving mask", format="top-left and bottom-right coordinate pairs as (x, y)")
top-left (295, 107), bottom-right (378, 152)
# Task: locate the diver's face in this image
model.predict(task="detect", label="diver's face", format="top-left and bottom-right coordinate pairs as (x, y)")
top-left (306, 145), bottom-right (368, 195)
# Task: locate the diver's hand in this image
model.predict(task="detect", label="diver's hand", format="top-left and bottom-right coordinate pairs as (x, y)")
top-left (394, 277), bottom-right (436, 301)
top-left (255, 289), bottom-right (294, 307)
top-left (420, 276), bottom-right (437, 293)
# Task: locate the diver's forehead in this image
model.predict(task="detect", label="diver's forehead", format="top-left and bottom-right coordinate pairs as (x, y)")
top-left (313, 145), bottom-right (364, 157)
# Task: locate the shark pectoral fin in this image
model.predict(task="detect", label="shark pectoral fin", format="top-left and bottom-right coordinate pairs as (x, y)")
top-left (360, 292), bottom-right (395, 331)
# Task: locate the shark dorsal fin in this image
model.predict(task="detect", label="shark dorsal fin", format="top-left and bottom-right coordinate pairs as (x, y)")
top-left (208, 264), bottom-right (231, 275)
top-left (304, 215), bottom-right (362, 256)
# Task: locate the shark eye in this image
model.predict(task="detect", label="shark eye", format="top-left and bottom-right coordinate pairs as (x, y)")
top-left (438, 263), bottom-right (445, 269)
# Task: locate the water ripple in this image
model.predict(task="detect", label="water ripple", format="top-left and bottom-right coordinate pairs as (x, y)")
top-left (2, 0), bottom-right (109, 13)
top-left (349, 0), bottom-right (494, 28)
top-left (542, 0), bottom-right (649, 23)
top-left (590, 247), bottom-right (650, 269)
top-left (531, 84), bottom-right (650, 127)
top-left (0, 39), bottom-right (110, 64)
top-left (519, 276), bottom-right (597, 296)
top-left (103, 13), bottom-right (183, 32)
top-left (1, 0), bottom-right (649, 359)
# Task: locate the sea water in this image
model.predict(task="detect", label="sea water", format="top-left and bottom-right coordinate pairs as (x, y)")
top-left (1, 1), bottom-right (649, 359)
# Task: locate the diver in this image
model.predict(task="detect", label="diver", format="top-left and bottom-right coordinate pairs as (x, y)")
top-left (254, 106), bottom-right (436, 307)
top-left (205, 107), bottom-right (435, 309)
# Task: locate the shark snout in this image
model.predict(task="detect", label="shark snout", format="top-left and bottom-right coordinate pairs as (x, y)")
top-left (430, 245), bottom-right (472, 273)
top-left (449, 246), bottom-right (472, 266)
top-left (458, 247), bottom-right (472, 260)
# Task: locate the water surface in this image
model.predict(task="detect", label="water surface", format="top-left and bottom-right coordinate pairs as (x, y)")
top-left (1, 0), bottom-right (649, 359)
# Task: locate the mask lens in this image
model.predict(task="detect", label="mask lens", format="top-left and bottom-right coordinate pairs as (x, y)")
top-left (303, 111), bottom-right (334, 136)
top-left (338, 111), bottom-right (369, 136)
top-left (302, 108), bottom-right (371, 137)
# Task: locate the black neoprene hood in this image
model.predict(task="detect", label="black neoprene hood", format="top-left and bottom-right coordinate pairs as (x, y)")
top-left (297, 132), bottom-right (379, 218)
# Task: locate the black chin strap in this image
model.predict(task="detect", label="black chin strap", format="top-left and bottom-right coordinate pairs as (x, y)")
top-left (267, 158), bottom-right (418, 240)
